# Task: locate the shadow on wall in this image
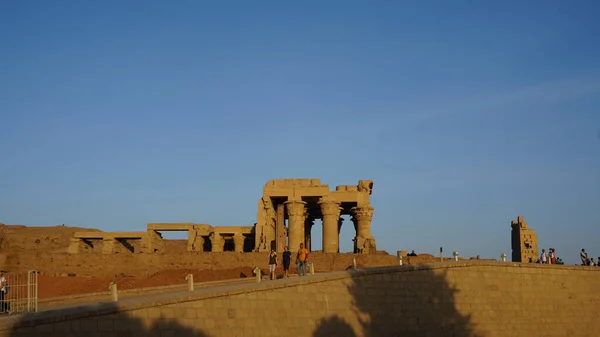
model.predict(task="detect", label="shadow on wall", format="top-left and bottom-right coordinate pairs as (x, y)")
top-left (6, 265), bottom-right (483, 336)
top-left (6, 303), bottom-right (210, 337)
top-left (313, 265), bottom-right (484, 337)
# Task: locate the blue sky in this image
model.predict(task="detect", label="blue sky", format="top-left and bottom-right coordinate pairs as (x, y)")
top-left (1, 1), bottom-right (599, 264)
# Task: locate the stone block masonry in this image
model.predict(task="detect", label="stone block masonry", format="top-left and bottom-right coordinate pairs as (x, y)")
top-left (256, 179), bottom-right (376, 254)
top-left (4, 252), bottom-right (399, 278)
top-left (1, 262), bottom-right (599, 337)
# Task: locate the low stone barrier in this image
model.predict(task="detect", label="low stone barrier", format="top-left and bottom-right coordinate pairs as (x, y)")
top-left (35, 277), bottom-right (257, 310)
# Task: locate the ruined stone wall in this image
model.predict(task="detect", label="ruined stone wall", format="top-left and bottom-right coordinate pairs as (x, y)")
top-left (0, 224), bottom-right (101, 252)
top-left (510, 216), bottom-right (539, 263)
top-left (1, 262), bottom-right (599, 337)
top-left (3, 252), bottom-right (398, 277)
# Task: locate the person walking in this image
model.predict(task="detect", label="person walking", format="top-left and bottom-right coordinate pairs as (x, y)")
top-left (296, 243), bottom-right (309, 276)
top-left (282, 246), bottom-right (291, 278)
top-left (268, 250), bottom-right (277, 280)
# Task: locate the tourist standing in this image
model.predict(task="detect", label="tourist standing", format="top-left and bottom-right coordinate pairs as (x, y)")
top-left (296, 243), bottom-right (309, 276)
top-left (268, 250), bottom-right (277, 280)
top-left (0, 272), bottom-right (7, 313)
top-left (540, 249), bottom-right (548, 264)
top-left (282, 246), bottom-right (291, 278)
top-left (580, 249), bottom-right (589, 265)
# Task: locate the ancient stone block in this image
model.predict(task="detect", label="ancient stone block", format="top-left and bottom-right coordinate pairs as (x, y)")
top-left (510, 215), bottom-right (539, 263)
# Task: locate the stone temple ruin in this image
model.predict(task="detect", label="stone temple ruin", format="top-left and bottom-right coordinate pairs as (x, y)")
top-left (67, 178), bottom-right (376, 255)
top-left (254, 178), bottom-right (375, 254)
top-left (510, 215), bottom-right (539, 263)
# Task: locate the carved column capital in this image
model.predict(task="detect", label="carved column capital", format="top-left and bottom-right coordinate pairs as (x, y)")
top-left (209, 232), bottom-right (224, 252)
top-left (233, 233), bottom-right (245, 252)
top-left (209, 232), bottom-right (223, 242)
top-left (351, 206), bottom-right (374, 222)
top-left (233, 233), bottom-right (245, 243)
top-left (285, 200), bottom-right (307, 217)
top-left (285, 200), bottom-right (307, 252)
top-left (318, 199), bottom-right (342, 217)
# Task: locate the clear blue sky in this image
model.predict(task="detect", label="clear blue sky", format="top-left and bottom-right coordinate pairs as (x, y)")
top-left (1, 1), bottom-right (599, 264)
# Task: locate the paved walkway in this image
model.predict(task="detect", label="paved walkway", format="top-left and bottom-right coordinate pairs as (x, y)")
top-left (0, 273), bottom-right (308, 318)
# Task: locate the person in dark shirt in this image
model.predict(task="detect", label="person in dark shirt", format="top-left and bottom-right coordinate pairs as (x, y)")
top-left (282, 246), bottom-right (292, 278)
top-left (0, 271), bottom-right (7, 313)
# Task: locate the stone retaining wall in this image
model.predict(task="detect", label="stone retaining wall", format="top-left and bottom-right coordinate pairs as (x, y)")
top-left (1, 261), bottom-right (599, 337)
top-left (3, 252), bottom-right (398, 277)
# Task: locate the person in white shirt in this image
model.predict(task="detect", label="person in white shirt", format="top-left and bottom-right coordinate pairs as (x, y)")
top-left (540, 249), bottom-right (548, 264)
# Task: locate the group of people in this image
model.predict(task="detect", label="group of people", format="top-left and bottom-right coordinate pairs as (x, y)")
top-left (266, 243), bottom-right (309, 280)
top-left (580, 248), bottom-right (598, 266)
top-left (538, 248), bottom-right (562, 264)
top-left (537, 248), bottom-right (599, 266)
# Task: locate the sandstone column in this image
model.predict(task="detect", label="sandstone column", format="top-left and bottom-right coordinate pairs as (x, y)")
top-left (350, 216), bottom-right (358, 253)
top-left (276, 203), bottom-right (286, 252)
top-left (351, 206), bottom-right (375, 254)
top-left (187, 228), bottom-right (198, 252)
top-left (337, 217), bottom-right (344, 253)
top-left (285, 200), bottom-right (307, 252)
top-left (351, 206), bottom-right (374, 239)
top-left (304, 217), bottom-right (314, 252)
top-left (264, 203), bottom-right (276, 251)
top-left (192, 227), bottom-right (206, 251)
top-left (319, 199), bottom-right (342, 253)
top-left (209, 232), bottom-right (224, 252)
top-left (233, 233), bottom-right (245, 252)
top-left (192, 236), bottom-right (205, 252)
